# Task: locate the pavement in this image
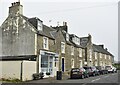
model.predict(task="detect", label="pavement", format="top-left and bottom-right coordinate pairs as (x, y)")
top-left (25, 73), bottom-right (70, 83)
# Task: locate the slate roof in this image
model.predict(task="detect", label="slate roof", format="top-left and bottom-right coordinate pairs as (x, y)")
top-left (42, 25), bottom-right (56, 39)
top-left (93, 44), bottom-right (114, 57)
top-left (22, 15), bottom-right (56, 39)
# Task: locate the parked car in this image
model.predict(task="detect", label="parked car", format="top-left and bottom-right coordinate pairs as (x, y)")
top-left (70, 68), bottom-right (89, 79)
top-left (83, 66), bottom-right (100, 77)
top-left (96, 66), bottom-right (108, 75)
top-left (105, 66), bottom-right (117, 73)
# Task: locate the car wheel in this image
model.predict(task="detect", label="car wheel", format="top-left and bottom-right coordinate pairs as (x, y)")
top-left (81, 75), bottom-right (84, 79)
top-left (93, 73), bottom-right (95, 77)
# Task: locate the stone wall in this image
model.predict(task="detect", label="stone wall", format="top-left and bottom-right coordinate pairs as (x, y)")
top-left (1, 15), bottom-right (36, 56)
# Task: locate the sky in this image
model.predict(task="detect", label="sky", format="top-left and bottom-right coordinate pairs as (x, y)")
top-left (0, 0), bottom-right (119, 61)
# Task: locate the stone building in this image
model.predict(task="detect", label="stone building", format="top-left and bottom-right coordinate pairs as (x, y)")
top-left (51, 24), bottom-right (85, 73)
top-left (80, 35), bottom-right (114, 67)
top-left (0, 1), bottom-right (59, 77)
top-left (0, 1), bottom-right (114, 78)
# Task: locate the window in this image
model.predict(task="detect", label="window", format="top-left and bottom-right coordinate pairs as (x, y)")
top-left (66, 33), bottom-right (69, 41)
top-left (61, 42), bottom-right (65, 53)
top-left (71, 46), bottom-right (74, 55)
top-left (109, 55), bottom-right (111, 59)
top-left (72, 36), bottom-right (80, 45)
top-left (79, 60), bottom-right (82, 68)
top-left (43, 37), bottom-right (48, 50)
top-left (95, 52), bottom-right (97, 59)
top-left (79, 48), bottom-right (82, 57)
top-left (95, 61), bottom-right (97, 66)
top-left (100, 53), bottom-right (102, 58)
top-left (89, 49), bottom-right (92, 59)
top-left (71, 59), bottom-right (74, 68)
top-left (38, 20), bottom-right (43, 31)
top-left (105, 54), bottom-right (106, 59)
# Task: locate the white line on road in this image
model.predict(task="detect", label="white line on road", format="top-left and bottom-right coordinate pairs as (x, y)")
top-left (91, 78), bottom-right (100, 82)
top-left (104, 75), bottom-right (109, 78)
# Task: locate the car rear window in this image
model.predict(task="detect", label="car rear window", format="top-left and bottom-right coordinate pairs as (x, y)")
top-left (72, 68), bottom-right (79, 72)
top-left (105, 66), bottom-right (111, 68)
top-left (83, 67), bottom-right (89, 69)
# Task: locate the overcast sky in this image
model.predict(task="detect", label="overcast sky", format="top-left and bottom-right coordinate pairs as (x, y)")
top-left (0, 0), bottom-right (119, 61)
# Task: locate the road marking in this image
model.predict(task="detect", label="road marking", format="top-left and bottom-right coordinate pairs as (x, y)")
top-left (91, 78), bottom-right (100, 82)
top-left (104, 75), bottom-right (109, 78)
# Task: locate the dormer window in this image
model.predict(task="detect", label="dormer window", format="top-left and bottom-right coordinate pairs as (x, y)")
top-left (37, 20), bottom-right (43, 31)
top-left (72, 36), bottom-right (80, 45)
top-left (66, 33), bottom-right (69, 41)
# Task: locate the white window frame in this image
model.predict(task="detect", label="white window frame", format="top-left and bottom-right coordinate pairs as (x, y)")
top-left (61, 42), bottom-right (65, 53)
top-left (105, 54), bottom-right (106, 59)
top-left (79, 60), bottom-right (82, 68)
top-left (95, 52), bottom-right (97, 59)
top-left (79, 48), bottom-right (82, 57)
top-left (100, 53), bottom-right (102, 58)
top-left (95, 61), bottom-right (97, 66)
top-left (89, 49), bottom-right (92, 59)
top-left (38, 20), bottom-right (43, 31)
top-left (43, 37), bottom-right (49, 50)
top-left (71, 58), bottom-right (74, 68)
top-left (66, 33), bottom-right (69, 41)
top-left (71, 46), bottom-right (74, 55)
top-left (109, 55), bottom-right (111, 60)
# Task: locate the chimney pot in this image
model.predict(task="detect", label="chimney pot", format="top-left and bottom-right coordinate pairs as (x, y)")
top-left (11, 3), bottom-right (14, 6)
top-left (63, 22), bottom-right (67, 26)
top-left (105, 48), bottom-right (108, 51)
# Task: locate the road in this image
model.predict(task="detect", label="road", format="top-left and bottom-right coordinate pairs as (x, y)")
top-left (57, 72), bottom-right (119, 83)
top-left (27, 71), bottom-right (119, 84)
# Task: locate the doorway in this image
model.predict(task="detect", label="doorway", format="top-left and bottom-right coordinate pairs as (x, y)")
top-left (62, 58), bottom-right (65, 72)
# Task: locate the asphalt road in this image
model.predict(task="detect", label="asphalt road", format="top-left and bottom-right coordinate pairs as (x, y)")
top-left (27, 71), bottom-right (119, 84)
top-left (57, 72), bottom-right (119, 83)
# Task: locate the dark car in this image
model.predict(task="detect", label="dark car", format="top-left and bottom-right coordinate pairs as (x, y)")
top-left (83, 66), bottom-right (100, 77)
top-left (96, 66), bottom-right (108, 75)
top-left (70, 68), bottom-right (89, 79)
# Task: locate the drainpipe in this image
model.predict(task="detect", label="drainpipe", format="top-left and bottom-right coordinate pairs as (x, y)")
top-left (20, 61), bottom-right (23, 81)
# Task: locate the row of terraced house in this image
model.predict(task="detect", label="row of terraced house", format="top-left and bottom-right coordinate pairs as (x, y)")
top-left (0, 2), bottom-right (114, 80)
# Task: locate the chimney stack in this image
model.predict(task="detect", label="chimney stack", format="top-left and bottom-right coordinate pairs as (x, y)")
top-left (9, 1), bottom-right (23, 15)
